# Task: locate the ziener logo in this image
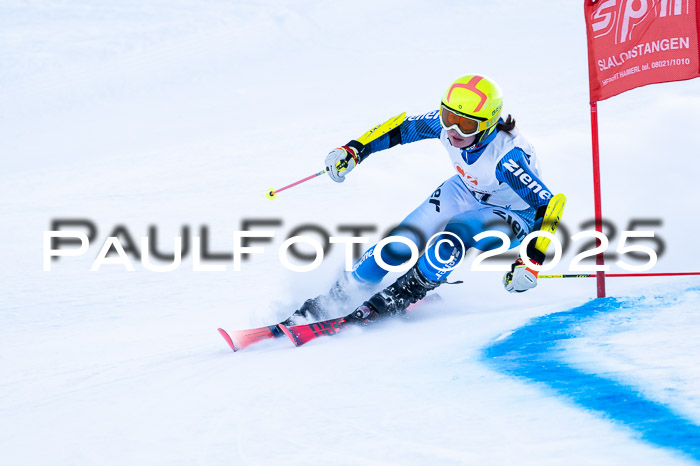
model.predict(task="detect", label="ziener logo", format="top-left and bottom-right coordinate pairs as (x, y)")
top-left (501, 158), bottom-right (552, 201)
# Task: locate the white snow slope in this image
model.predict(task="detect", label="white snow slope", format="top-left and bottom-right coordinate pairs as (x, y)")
top-left (1, 1), bottom-right (700, 465)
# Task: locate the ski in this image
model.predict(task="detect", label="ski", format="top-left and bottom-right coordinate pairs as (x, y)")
top-left (279, 314), bottom-right (357, 347)
top-left (278, 293), bottom-right (443, 348)
top-left (219, 294), bottom-right (442, 351)
top-left (217, 324), bottom-right (286, 352)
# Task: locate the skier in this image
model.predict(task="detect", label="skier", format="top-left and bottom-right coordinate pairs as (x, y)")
top-left (292, 74), bottom-right (564, 324)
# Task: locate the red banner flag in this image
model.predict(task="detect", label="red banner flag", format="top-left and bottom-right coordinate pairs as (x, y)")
top-left (584, 0), bottom-right (700, 102)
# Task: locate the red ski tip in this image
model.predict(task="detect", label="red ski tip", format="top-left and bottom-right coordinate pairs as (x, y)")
top-left (218, 328), bottom-right (238, 352)
top-left (219, 325), bottom-right (281, 352)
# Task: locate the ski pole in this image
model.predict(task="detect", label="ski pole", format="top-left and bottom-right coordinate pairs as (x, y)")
top-left (539, 272), bottom-right (700, 278)
top-left (266, 170), bottom-right (326, 200)
top-left (266, 112), bottom-right (407, 200)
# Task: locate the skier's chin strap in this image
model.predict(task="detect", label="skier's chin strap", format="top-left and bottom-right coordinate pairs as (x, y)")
top-left (463, 138), bottom-right (480, 150)
top-left (466, 128), bottom-right (498, 152)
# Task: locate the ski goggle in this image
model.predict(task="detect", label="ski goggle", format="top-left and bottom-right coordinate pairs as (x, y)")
top-left (439, 105), bottom-right (489, 137)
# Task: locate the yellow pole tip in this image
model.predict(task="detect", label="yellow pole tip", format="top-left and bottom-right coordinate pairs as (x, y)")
top-left (266, 189), bottom-right (277, 200)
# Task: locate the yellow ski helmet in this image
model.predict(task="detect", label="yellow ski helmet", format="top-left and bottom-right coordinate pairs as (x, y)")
top-left (440, 75), bottom-right (503, 141)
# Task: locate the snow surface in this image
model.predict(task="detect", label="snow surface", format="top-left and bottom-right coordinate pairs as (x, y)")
top-left (564, 287), bottom-right (700, 427)
top-left (1, 1), bottom-right (700, 465)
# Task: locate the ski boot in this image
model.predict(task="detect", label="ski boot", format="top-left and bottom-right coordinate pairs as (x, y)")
top-left (349, 264), bottom-right (441, 323)
top-left (283, 273), bottom-right (357, 325)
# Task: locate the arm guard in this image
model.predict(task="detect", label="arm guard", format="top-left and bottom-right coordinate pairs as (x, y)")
top-left (528, 193), bottom-right (567, 265)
